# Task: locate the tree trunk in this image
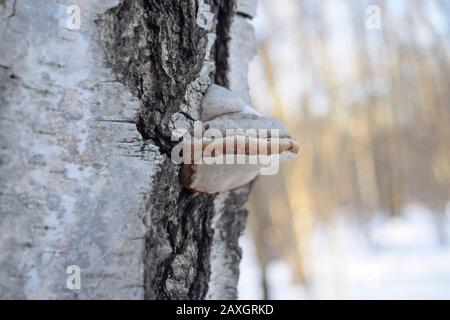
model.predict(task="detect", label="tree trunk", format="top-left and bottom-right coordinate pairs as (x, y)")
top-left (0, 0), bottom-right (257, 299)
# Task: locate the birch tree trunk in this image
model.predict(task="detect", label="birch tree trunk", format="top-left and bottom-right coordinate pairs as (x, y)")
top-left (0, 0), bottom-right (257, 299)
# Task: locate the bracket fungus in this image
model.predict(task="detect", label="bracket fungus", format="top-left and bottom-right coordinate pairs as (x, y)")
top-left (178, 85), bottom-right (299, 194)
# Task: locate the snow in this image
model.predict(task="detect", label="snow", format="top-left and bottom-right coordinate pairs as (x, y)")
top-left (238, 204), bottom-right (450, 299)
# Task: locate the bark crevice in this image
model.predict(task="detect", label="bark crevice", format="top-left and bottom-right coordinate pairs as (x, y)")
top-left (98, 0), bottom-right (238, 300)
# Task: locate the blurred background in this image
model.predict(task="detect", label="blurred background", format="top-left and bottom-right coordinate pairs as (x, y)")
top-left (238, 0), bottom-right (450, 299)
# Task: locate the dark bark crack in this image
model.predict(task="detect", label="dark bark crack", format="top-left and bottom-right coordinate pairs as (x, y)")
top-left (97, 0), bottom-right (237, 299)
top-left (213, 0), bottom-right (235, 87)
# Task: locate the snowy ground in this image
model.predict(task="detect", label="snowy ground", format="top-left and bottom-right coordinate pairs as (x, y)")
top-left (238, 204), bottom-right (450, 299)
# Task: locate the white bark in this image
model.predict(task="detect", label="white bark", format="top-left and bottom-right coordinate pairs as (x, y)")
top-left (0, 0), bottom-right (257, 299)
top-left (0, 0), bottom-right (158, 299)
